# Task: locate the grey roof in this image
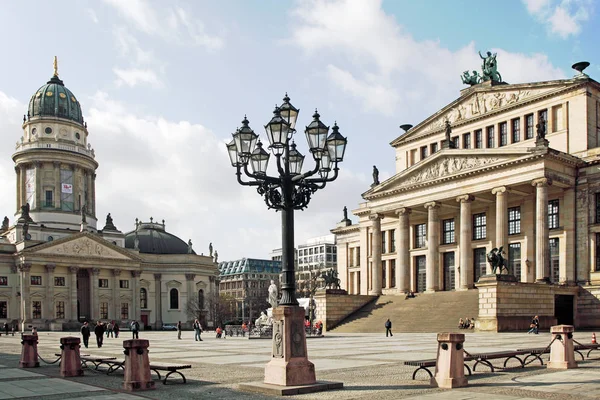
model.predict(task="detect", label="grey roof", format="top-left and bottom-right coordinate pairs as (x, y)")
top-left (124, 223), bottom-right (193, 255)
top-left (218, 258), bottom-right (281, 276)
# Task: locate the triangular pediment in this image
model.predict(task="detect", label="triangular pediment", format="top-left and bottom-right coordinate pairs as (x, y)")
top-left (392, 79), bottom-right (589, 146)
top-left (27, 232), bottom-right (138, 261)
top-left (366, 148), bottom-right (533, 198)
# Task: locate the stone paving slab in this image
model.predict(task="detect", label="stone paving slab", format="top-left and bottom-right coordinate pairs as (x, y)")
top-left (403, 391), bottom-right (520, 399)
top-left (509, 368), bottom-right (600, 397)
top-left (0, 368), bottom-right (45, 380)
top-left (0, 378), bottom-right (105, 399)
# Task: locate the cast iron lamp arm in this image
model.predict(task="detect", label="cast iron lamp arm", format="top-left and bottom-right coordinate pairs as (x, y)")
top-left (291, 158), bottom-right (321, 182)
top-left (235, 168), bottom-right (262, 187)
top-left (241, 162), bottom-right (280, 185)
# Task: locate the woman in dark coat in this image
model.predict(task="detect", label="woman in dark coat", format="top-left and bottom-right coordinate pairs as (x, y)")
top-left (94, 321), bottom-right (105, 347)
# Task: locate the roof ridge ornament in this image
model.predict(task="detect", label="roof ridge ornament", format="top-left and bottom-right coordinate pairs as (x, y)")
top-left (460, 50), bottom-right (503, 86)
top-left (53, 56), bottom-right (58, 77)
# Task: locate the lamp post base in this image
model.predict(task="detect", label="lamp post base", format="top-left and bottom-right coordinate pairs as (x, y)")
top-left (264, 305), bottom-right (316, 386)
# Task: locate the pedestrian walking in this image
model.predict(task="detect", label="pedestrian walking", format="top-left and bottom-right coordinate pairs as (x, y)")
top-left (106, 321), bottom-right (114, 338)
top-left (3, 322), bottom-right (8, 336)
top-left (80, 321), bottom-right (91, 348)
top-left (527, 315), bottom-right (539, 334)
top-left (177, 321), bottom-right (182, 340)
top-left (113, 322), bottom-right (120, 338)
top-left (130, 320), bottom-right (140, 339)
top-left (193, 319), bottom-right (203, 341)
top-left (94, 321), bottom-right (105, 348)
top-left (385, 318), bottom-right (393, 337)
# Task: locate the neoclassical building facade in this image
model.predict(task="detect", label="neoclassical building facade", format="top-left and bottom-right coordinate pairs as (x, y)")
top-left (0, 62), bottom-right (219, 331)
top-left (333, 66), bottom-right (600, 325)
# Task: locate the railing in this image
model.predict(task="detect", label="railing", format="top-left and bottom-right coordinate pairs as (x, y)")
top-left (15, 141), bottom-right (95, 158)
top-left (224, 325), bottom-right (247, 337)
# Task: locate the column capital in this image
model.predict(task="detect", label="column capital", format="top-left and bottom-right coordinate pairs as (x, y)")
top-left (368, 213), bottom-right (383, 222)
top-left (131, 270), bottom-right (141, 278)
top-left (154, 273), bottom-right (162, 280)
top-left (18, 263), bottom-right (32, 273)
top-left (532, 177), bottom-right (552, 187)
top-left (10, 266), bottom-right (17, 274)
top-left (112, 269), bottom-right (121, 277)
top-left (34, 161), bottom-right (42, 168)
top-left (14, 165), bottom-right (20, 173)
top-left (91, 268), bottom-right (101, 276)
top-left (395, 207), bottom-right (411, 216)
top-left (456, 194), bottom-right (474, 203)
top-left (53, 161), bottom-right (61, 168)
top-left (424, 201), bottom-right (440, 210)
top-left (491, 186), bottom-right (507, 195)
top-left (69, 266), bottom-right (79, 274)
top-left (185, 273), bottom-right (196, 281)
top-left (45, 264), bottom-right (56, 272)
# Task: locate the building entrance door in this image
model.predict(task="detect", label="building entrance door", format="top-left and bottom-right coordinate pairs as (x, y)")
top-left (443, 252), bottom-right (455, 291)
top-left (416, 256), bottom-right (426, 293)
top-left (77, 269), bottom-right (90, 322)
top-left (555, 295), bottom-right (574, 325)
top-left (141, 314), bottom-right (149, 329)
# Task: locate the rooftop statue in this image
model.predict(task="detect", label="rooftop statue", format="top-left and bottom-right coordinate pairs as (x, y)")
top-left (460, 70), bottom-right (481, 86)
top-left (536, 116), bottom-right (547, 140)
top-left (343, 206), bottom-right (348, 221)
top-left (214, 250), bottom-right (218, 262)
top-left (1, 216), bottom-right (8, 231)
top-left (479, 51), bottom-right (502, 83)
top-left (372, 165), bottom-right (380, 186)
top-left (187, 239), bottom-right (194, 254)
top-left (209, 242), bottom-right (213, 257)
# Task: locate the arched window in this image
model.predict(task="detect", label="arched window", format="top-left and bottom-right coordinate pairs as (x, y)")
top-left (170, 288), bottom-right (179, 309)
top-left (140, 288), bottom-right (147, 309)
top-left (198, 289), bottom-right (204, 310)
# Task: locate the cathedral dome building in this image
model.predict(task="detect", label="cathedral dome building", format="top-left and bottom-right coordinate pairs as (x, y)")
top-left (0, 59), bottom-right (218, 332)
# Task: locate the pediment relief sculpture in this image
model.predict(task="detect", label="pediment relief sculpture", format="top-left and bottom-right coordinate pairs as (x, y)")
top-left (30, 291), bottom-right (46, 299)
top-left (196, 281), bottom-right (207, 289)
top-left (400, 156), bottom-right (505, 187)
top-left (53, 292), bottom-right (69, 300)
top-left (35, 237), bottom-right (131, 260)
top-left (139, 279), bottom-right (151, 288)
top-left (166, 280), bottom-right (182, 288)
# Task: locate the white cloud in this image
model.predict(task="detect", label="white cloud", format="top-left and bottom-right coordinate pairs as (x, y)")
top-left (0, 92), bottom-right (25, 223)
top-left (522, 0), bottom-right (592, 38)
top-left (113, 27), bottom-right (154, 65)
top-left (86, 8), bottom-right (99, 24)
top-left (113, 68), bottom-right (164, 88)
top-left (288, 0), bottom-right (566, 118)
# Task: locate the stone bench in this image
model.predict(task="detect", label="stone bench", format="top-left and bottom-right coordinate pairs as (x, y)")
top-left (467, 350), bottom-right (530, 372)
top-left (150, 363), bottom-right (192, 384)
top-left (516, 346), bottom-right (585, 364)
top-left (80, 355), bottom-right (117, 370)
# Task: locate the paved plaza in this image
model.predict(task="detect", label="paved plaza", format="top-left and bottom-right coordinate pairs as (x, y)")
top-left (0, 330), bottom-right (599, 399)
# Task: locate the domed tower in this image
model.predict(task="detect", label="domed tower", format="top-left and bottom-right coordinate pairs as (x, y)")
top-left (12, 57), bottom-right (98, 231)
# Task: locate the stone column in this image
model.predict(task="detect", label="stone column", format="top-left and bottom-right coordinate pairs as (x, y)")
top-left (154, 274), bottom-right (163, 329)
top-left (10, 266), bottom-right (18, 319)
top-left (91, 173), bottom-right (97, 216)
top-left (69, 267), bottom-right (78, 321)
top-left (396, 208), bottom-right (411, 293)
top-left (15, 166), bottom-right (21, 211)
top-left (72, 165), bottom-right (79, 210)
top-left (45, 264), bottom-right (56, 320)
top-left (185, 273), bottom-right (195, 323)
top-left (20, 164), bottom-right (27, 210)
top-left (53, 162), bottom-right (61, 209)
top-left (34, 161), bottom-right (41, 210)
top-left (425, 202), bottom-right (440, 292)
top-left (368, 213), bottom-right (383, 295)
top-left (19, 264), bottom-right (32, 331)
top-left (532, 178), bottom-right (552, 282)
top-left (113, 269), bottom-right (121, 320)
top-left (492, 186), bottom-right (508, 253)
top-left (90, 268), bottom-right (100, 320)
top-left (132, 271), bottom-right (141, 323)
top-left (457, 195), bottom-right (474, 289)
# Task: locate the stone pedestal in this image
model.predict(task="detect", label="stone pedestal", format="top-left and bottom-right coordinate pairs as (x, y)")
top-left (123, 339), bottom-right (155, 391)
top-left (265, 306), bottom-right (316, 386)
top-left (19, 334), bottom-right (39, 368)
top-left (431, 333), bottom-right (467, 388)
top-left (60, 336), bottom-right (83, 377)
top-left (548, 325), bottom-right (577, 369)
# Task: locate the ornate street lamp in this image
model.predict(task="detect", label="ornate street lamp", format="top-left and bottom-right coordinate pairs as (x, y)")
top-left (227, 94), bottom-right (347, 388)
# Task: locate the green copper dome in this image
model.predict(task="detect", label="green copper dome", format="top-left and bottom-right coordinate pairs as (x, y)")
top-left (27, 74), bottom-right (83, 124)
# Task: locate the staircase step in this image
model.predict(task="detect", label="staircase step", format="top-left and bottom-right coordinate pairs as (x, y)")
top-left (332, 290), bottom-right (479, 333)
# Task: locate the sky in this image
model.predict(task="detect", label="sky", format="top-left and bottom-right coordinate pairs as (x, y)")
top-left (0, 0), bottom-right (598, 261)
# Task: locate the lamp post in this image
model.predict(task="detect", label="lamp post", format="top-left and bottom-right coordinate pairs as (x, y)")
top-left (227, 94), bottom-right (347, 387)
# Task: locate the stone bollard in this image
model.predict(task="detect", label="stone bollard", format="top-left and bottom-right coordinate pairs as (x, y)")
top-left (547, 325), bottom-right (577, 369)
top-left (60, 336), bottom-right (83, 377)
top-left (19, 334), bottom-right (39, 368)
top-left (431, 333), bottom-right (467, 388)
top-left (123, 339), bottom-right (155, 391)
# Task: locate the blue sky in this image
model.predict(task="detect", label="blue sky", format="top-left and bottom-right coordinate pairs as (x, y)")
top-left (0, 0), bottom-right (597, 260)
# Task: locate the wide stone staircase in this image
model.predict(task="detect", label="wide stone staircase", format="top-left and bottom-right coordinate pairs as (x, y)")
top-left (331, 290), bottom-right (479, 333)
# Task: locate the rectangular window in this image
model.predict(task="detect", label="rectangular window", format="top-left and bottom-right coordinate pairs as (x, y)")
top-left (60, 168), bottom-right (74, 211)
top-left (499, 122), bottom-right (508, 147)
top-left (512, 118), bottom-right (520, 143)
top-left (31, 276), bottom-right (42, 286)
top-left (452, 136), bottom-right (459, 148)
top-left (539, 109), bottom-right (548, 132)
top-left (56, 301), bottom-right (65, 319)
top-left (45, 190), bottom-right (53, 207)
top-left (32, 301), bottom-right (42, 319)
top-left (463, 133), bottom-right (471, 149)
top-left (430, 142), bottom-right (438, 154)
top-left (486, 126), bottom-right (495, 148)
top-left (119, 280), bottom-right (129, 289)
top-left (0, 301), bottom-right (6, 319)
top-left (596, 233), bottom-right (600, 271)
top-left (526, 114), bottom-right (534, 139)
top-left (100, 302), bottom-right (108, 319)
top-left (442, 219), bottom-right (455, 244)
top-left (415, 223), bottom-right (427, 248)
top-left (509, 243), bottom-right (521, 280)
top-left (474, 248), bottom-right (487, 283)
top-left (549, 238), bottom-right (559, 283)
top-left (420, 146), bottom-right (428, 160)
top-left (548, 199), bottom-right (559, 229)
top-left (25, 168), bottom-right (36, 209)
top-left (475, 130), bottom-right (483, 148)
top-left (508, 206), bottom-right (521, 235)
top-left (54, 277), bottom-right (65, 286)
top-left (381, 231), bottom-right (387, 254)
top-left (390, 259), bottom-right (396, 288)
top-left (0, 276), bottom-right (7, 286)
top-left (596, 193), bottom-right (600, 223)
top-left (473, 213), bottom-right (486, 240)
top-left (390, 229), bottom-right (396, 252)
top-left (121, 303), bottom-right (129, 319)
top-left (99, 279), bottom-right (109, 288)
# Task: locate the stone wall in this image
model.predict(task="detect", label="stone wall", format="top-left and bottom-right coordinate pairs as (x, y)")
top-left (577, 285), bottom-right (600, 328)
top-left (477, 279), bottom-right (578, 332)
top-left (313, 290), bottom-right (377, 332)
